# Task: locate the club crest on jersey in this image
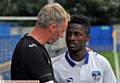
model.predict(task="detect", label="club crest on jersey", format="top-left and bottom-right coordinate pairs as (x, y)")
top-left (92, 70), bottom-right (101, 81)
top-left (66, 77), bottom-right (73, 83)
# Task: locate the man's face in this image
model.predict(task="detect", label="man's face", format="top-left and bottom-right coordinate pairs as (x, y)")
top-left (66, 23), bottom-right (89, 52)
top-left (47, 19), bottom-right (68, 44)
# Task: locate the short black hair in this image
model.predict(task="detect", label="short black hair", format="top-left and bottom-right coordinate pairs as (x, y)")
top-left (69, 15), bottom-right (91, 35)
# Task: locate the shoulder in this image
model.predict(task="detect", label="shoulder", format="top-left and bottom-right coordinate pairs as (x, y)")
top-left (52, 53), bottom-right (65, 64)
top-left (89, 49), bottom-right (111, 66)
top-left (16, 36), bottom-right (46, 57)
top-left (19, 36), bottom-right (44, 49)
top-left (17, 36), bottom-right (36, 47)
top-left (52, 52), bottom-right (68, 72)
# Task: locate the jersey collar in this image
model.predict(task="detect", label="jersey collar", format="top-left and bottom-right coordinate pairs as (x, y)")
top-left (65, 50), bottom-right (89, 67)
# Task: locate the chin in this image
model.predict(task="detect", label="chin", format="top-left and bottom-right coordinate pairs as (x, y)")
top-left (68, 48), bottom-right (82, 52)
top-left (47, 42), bottom-right (53, 45)
top-left (47, 38), bottom-right (59, 44)
top-left (47, 40), bottom-right (56, 45)
top-left (69, 48), bottom-right (78, 52)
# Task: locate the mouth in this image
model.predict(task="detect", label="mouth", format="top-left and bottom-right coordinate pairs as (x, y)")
top-left (69, 44), bottom-right (76, 47)
top-left (67, 43), bottom-right (77, 48)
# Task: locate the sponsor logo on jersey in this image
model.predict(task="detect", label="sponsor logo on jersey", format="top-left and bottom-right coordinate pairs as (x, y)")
top-left (67, 77), bottom-right (73, 83)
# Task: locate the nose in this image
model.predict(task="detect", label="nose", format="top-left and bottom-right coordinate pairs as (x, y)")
top-left (69, 34), bottom-right (76, 40)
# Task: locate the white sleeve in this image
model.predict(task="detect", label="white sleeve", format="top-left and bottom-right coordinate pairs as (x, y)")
top-left (103, 59), bottom-right (117, 83)
top-left (45, 80), bottom-right (54, 83)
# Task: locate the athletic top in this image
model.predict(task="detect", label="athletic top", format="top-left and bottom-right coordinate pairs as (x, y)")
top-left (11, 35), bottom-right (55, 83)
top-left (52, 48), bottom-right (116, 83)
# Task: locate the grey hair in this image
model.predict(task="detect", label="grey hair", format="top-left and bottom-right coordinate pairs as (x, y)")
top-left (36, 3), bottom-right (70, 28)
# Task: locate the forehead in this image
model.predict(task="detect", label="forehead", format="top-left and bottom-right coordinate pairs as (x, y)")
top-left (67, 23), bottom-right (84, 31)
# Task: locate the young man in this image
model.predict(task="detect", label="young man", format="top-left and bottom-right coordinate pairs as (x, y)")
top-left (52, 15), bottom-right (116, 83)
top-left (11, 3), bottom-right (70, 83)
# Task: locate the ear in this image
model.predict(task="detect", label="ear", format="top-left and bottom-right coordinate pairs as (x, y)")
top-left (49, 24), bottom-right (57, 32)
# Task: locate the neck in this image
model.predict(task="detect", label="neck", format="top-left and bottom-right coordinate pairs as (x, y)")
top-left (28, 27), bottom-right (50, 45)
top-left (69, 48), bottom-right (86, 61)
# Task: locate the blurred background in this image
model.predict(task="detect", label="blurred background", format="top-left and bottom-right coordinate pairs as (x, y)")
top-left (0, 0), bottom-right (120, 82)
